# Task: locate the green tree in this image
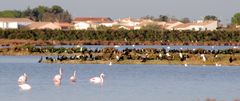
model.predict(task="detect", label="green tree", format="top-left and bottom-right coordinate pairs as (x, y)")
top-left (51, 5), bottom-right (63, 14)
top-left (204, 15), bottom-right (218, 21)
top-left (32, 6), bottom-right (49, 21)
top-left (180, 17), bottom-right (191, 23)
top-left (232, 12), bottom-right (240, 25)
top-left (157, 15), bottom-right (169, 22)
top-left (42, 12), bottom-right (56, 22)
top-left (23, 7), bottom-right (34, 20)
top-left (0, 5), bottom-right (71, 22)
top-left (58, 10), bottom-right (72, 22)
top-left (0, 10), bottom-right (23, 18)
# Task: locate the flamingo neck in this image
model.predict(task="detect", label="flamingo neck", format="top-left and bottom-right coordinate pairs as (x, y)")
top-left (23, 73), bottom-right (27, 77)
top-left (59, 68), bottom-right (62, 75)
top-left (73, 71), bottom-right (76, 76)
top-left (100, 74), bottom-right (104, 80)
top-left (100, 76), bottom-right (103, 83)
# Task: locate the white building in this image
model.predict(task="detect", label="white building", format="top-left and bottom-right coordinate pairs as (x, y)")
top-left (118, 25), bottom-right (141, 30)
top-left (0, 18), bottom-right (33, 29)
top-left (174, 20), bottom-right (218, 31)
top-left (117, 17), bottom-right (141, 27)
top-left (73, 22), bottom-right (91, 30)
top-left (73, 17), bottom-right (114, 30)
top-left (99, 21), bottom-right (118, 27)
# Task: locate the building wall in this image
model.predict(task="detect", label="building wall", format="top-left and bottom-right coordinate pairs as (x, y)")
top-left (74, 22), bottom-right (91, 30)
top-left (175, 21), bottom-right (218, 31)
top-left (0, 22), bottom-right (18, 29)
top-left (187, 25), bottom-right (205, 31)
top-left (120, 21), bottom-right (140, 27)
top-left (175, 27), bottom-right (188, 31)
top-left (100, 23), bottom-right (114, 27)
top-left (205, 21), bottom-right (218, 31)
top-left (134, 26), bottom-right (141, 30)
top-left (187, 21), bottom-right (217, 31)
top-left (0, 22), bottom-right (4, 28)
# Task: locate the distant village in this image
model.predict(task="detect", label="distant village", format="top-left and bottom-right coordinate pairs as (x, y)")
top-left (0, 17), bottom-right (219, 31)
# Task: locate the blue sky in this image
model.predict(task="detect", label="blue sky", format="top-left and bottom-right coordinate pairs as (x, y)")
top-left (1, 0), bottom-right (240, 24)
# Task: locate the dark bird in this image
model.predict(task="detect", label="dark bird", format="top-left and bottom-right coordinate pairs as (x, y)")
top-left (38, 56), bottom-right (43, 63)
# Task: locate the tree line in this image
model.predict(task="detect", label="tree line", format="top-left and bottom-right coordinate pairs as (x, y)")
top-left (0, 29), bottom-right (239, 42)
top-left (0, 5), bottom-right (72, 22)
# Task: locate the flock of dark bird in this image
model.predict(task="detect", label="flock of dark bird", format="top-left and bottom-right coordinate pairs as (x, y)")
top-left (40, 47), bottom-right (238, 65)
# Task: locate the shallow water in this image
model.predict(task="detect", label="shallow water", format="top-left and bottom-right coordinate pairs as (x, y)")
top-left (42, 45), bottom-right (238, 51)
top-left (0, 56), bottom-right (240, 101)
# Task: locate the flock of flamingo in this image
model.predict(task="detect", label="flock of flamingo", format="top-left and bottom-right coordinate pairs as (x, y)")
top-left (17, 68), bottom-right (105, 91)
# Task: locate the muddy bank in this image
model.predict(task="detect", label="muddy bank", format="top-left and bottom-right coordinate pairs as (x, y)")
top-left (0, 45), bottom-right (239, 66)
top-left (42, 59), bottom-right (240, 66)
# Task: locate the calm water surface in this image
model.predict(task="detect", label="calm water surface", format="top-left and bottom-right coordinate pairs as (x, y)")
top-left (43, 45), bottom-right (239, 51)
top-left (0, 56), bottom-right (240, 101)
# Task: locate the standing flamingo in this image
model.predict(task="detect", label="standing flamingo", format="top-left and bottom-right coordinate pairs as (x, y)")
top-left (90, 73), bottom-right (105, 84)
top-left (53, 68), bottom-right (63, 86)
top-left (18, 73), bottom-right (31, 90)
top-left (70, 70), bottom-right (77, 83)
top-left (18, 73), bottom-right (27, 84)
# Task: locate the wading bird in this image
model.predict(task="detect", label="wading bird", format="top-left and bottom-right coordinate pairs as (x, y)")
top-left (90, 73), bottom-right (105, 85)
top-left (18, 73), bottom-right (31, 90)
top-left (53, 68), bottom-right (63, 86)
top-left (18, 73), bottom-right (27, 84)
top-left (70, 70), bottom-right (77, 83)
top-left (200, 54), bottom-right (206, 62)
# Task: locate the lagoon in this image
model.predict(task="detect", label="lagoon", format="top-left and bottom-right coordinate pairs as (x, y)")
top-left (0, 56), bottom-right (240, 101)
top-left (41, 45), bottom-right (238, 51)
